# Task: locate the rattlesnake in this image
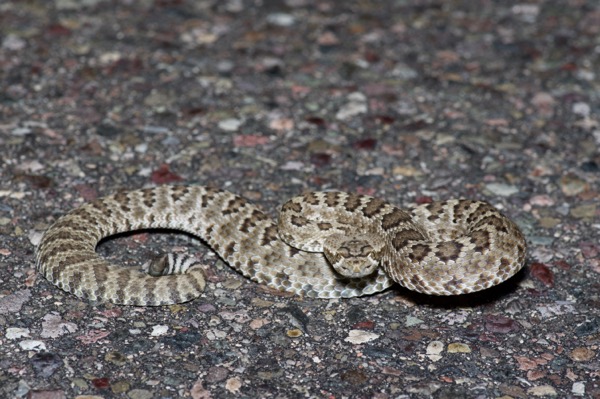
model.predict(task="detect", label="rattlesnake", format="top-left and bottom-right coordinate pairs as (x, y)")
top-left (35, 185), bottom-right (527, 306)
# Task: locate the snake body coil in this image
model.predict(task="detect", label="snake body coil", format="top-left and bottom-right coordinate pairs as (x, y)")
top-left (36, 185), bottom-right (526, 305)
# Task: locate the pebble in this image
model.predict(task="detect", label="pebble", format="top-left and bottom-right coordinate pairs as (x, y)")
top-left (529, 194), bottom-right (555, 206)
top-left (570, 204), bottom-right (596, 219)
top-left (233, 134), bottom-right (269, 147)
top-left (225, 377), bottom-right (242, 394)
top-left (484, 183), bottom-right (519, 196)
top-left (18, 160), bottom-right (44, 172)
top-left (344, 329), bottom-right (379, 344)
top-left (220, 310), bottom-right (250, 323)
top-left (19, 340), bottom-right (47, 351)
top-left (31, 352), bottom-right (62, 377)
top-left (439, 311), bottom-right (470, 326)
top-left (218, 118), bottom-right (242, 131)
top-left (340, 369), bottom-right (369, 385)
top-left (336, 92), bottom-right (367, 120)
top-left (29, 389), bottom-right (66, 399)
top-left (572, 381), bottom-right (586, 396)
top-left (222, 278), bottom-right (243, 290)
top-left (0, 289), bottom-right (31, 315)
top-left (250, 298), bottom-right (275, 308)
top-left (6, 327), bottom-right (30, 339)
top-left (280, 160), bottom-right (305, 171)
top-left (257, 369), bottom-right (284, 380)
top-left (190, 379), bottom-right (209, 399)
top-left (216, 59), bottom-right (234, 74)
top-left (529, 262), bottom-right (554, 287)
top-left (447, 343), bottom-right (471, 353)
top-left (536, 302), bottom-right (577, 319)
top-left (539, 217), bottom-right (560, 229)
top-left (11, 127), bottom-right (32, 136)
top-left (266, 13), bottom-right (295, 27)
top-left (269, 117), bottom-right (294, 131)
top-left (206, 329), bottom-right (227, 340)
top-left (55, 0), bottom-right (101, 10)
top-left (569, 347), bottom-right (595, 362)
top-left (14, 380), bottom-right (31, 397)
top-left (205, 366), bottom-right (229, 383)
top-left (249, 318), bottom-right (269, 329)
top-left (560, 174), bottom-right (589, 196)
top-left (197, 303), bottom-right (217, 312)
top-left (391, 63), bottom-right (418, 80)
top-left (393, 165), bottom-right (423, 177)
top-left (105, 351), bottom-right (128, 366)
top-left (485, 314), bottom-right (519, 334)
top-left (71, 378), bottom-right (89, 390)
top-left (405, 315), bottom-right (424, 327)
top-left (572, 102), bottom-right (590, 117)
top-left (2, 33), bottom-right (27, 50)
top-left (127, 389), bottom-right (153, 399)
top-left (286, 329), bottom-right (303, 338)
top-left (530, 92), bottom-right (555, 116)
top-left (317, 31), bottom-right (340, 47)
top-left (511, 4), bottom-right (540, 22)
top-left (576, 69), bottom-right (595, 81)
top-left (41, 313), bottom-right (78, 338)
top-left (143, 91), bottom-right (174, 109)
top-left (426, 341), bottom-right (444, 355)
top-left (527, 385), bottom-right (557, 397)
top-left (111, 381), bottom-right (129, 394)
top-left (150, 325), bottom-right (168, 337)
top-left (528, 235), bottom-right (555, 247)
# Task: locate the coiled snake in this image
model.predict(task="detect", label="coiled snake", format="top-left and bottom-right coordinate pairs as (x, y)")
top-left (36, 185), bottom-right (527, 305)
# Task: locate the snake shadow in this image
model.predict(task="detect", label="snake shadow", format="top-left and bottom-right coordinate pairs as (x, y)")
top-left (388, 266), bottom-right (529, 309)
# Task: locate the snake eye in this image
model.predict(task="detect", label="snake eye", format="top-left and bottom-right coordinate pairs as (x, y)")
top-left (360, 244), bottom-right (373, 256)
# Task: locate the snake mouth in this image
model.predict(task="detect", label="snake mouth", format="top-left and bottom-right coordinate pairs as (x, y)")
top-left (331, 258), bottom-right (380, 279)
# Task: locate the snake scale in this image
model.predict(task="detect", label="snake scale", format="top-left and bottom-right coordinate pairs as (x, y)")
top-left (36, 185), bottom-right (527, 305)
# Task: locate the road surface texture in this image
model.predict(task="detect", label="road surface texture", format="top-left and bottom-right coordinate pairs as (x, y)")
top-left (0, 1), bottom-right (598, 398)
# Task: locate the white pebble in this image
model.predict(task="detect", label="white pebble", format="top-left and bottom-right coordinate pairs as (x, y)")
top-left (19, 340), bottom-right (47, 351)
top-left (135, 143), bottom-right (148, 153)
top-left (336, 92), bottom-right (368, 120)
top-left (529, 194), bottom-right (555, 206)
top-left (218, 118), bottom-right (242, 131)
top-left (426, 340), bottom-right (444, 355)
top-left (511, 4), bottom-right (540, 22)
top-left (280, 161), bottom-right (305, 171)
top-left (267, 13), bottom-right (295, 27)
top-left (206, 329), bottom-right (228, 340)
top-left (150, 325), bottom-right (169, 336)
top-left (344, 329), bottom-right (379, 344)
top-left (2, 34), bottom-right (26, 50)
top-left (225, 377), bottom-right (242, 394)
top-left (6, 327), bottom-right (30, 340)
top-left (572, 102), bottom-right (590, 117)
top-left (572, 381), bottom-right (585, 396)
top-left (485, 183), bottom-right (519, 197)
top-left (11, 127), bottom-right (32, 136)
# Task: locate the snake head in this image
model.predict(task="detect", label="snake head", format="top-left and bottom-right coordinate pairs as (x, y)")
top-left (323, 234), bottom-right (383, 278)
